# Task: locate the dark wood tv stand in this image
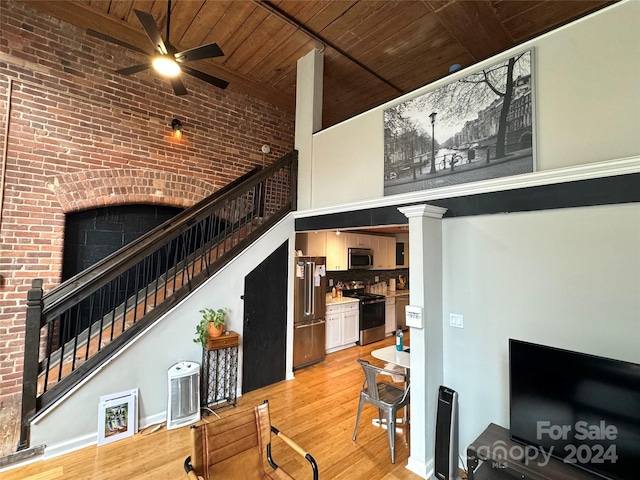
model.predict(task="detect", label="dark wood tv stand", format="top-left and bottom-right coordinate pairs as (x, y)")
top-left (467, 424), bottom-right (603, 480)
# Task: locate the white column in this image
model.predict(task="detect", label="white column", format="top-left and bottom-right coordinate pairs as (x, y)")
top-left (398, 204), bottom-right (447, 479)
top-left (295, 48), bottom-right (323, 210)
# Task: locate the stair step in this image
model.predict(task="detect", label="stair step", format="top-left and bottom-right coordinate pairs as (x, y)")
top-left (37, 218), bottom-right (263, 393)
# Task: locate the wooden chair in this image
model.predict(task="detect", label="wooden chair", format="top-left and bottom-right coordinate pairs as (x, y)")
top-left (352, 359), bottom-right (410, 464)
top-left (184, 400), bottom-right (318, 480)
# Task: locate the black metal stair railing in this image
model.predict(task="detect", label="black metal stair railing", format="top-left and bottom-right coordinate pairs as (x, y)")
top-left (19, 150), bottom-right (298, 449)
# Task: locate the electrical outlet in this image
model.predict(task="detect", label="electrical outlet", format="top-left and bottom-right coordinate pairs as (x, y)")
top-left (449, 313), bottom-right (464, 328)
top-left (329, 279), bottom-right (334, 287)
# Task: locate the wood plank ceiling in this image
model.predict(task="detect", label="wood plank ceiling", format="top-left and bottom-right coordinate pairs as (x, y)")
top-left (20, 0), bottom-right (615, 128)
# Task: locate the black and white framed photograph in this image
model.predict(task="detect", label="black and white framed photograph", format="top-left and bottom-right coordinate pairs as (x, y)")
top-left (384, 49), bottom-right (535, 196)
top-left (97, 389), bottom-right (138, 446)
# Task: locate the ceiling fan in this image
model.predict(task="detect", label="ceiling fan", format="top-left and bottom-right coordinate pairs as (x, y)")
top-left (88, 0), bottom-right (228, 95)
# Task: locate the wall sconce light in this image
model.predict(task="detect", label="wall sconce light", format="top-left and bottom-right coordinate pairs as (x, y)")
top-left (171, 118), bottom-right (183, 140)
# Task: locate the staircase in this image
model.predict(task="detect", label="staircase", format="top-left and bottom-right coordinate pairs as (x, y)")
top-left (18, 151), bottom-right (298, 450)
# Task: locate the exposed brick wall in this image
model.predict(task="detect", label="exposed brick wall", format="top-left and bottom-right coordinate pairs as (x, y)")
top-left (0, 1), bottom-right (295, 400)
top-left (49, 168), bottom-right (217, 212)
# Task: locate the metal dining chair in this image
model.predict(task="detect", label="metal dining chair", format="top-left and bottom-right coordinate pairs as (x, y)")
top-left (352, 359), bottom-right (411, 463)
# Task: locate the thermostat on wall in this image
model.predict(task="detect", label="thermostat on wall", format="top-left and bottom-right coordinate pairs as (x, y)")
top-left (405, 305), bottom-right (423, 329)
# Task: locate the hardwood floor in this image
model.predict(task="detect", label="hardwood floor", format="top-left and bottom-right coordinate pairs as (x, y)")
top-left (2, 334), bottom-right (426, 480)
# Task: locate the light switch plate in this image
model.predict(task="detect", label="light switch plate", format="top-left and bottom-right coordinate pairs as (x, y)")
top-left (450, 313), bottom-right (464, 328)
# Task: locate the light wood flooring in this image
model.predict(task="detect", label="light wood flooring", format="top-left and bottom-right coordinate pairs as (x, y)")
top-left (2, 333), bottom-right (428, 480)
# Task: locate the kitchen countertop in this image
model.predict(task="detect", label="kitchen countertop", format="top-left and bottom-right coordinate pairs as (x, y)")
top-left (326, 290), bottom-right (409, 306)
top-left (384, 290), bottom-right (410, 298)
top-left (326, 295), bottom-right (359, 306)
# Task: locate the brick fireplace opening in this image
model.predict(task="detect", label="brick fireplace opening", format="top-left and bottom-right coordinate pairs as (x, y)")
top-left (60, 204), bottom-right (182, 342)
top-left (62, 204), bottom-right (182, 280)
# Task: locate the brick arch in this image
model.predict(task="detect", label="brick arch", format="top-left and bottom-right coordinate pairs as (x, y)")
top-left (46, 168), bottom-right (217, 213)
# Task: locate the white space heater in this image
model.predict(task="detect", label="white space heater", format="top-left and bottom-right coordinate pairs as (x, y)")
top-left (167, 361), bottom-right (200, 430)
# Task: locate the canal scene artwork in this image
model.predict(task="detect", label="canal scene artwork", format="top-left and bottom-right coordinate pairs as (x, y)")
top-left (383, 49), bottom-right (535, 196)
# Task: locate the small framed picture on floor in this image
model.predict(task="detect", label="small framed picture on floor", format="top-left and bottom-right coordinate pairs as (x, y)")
top-left (97, 389), bottom-right (138, 446)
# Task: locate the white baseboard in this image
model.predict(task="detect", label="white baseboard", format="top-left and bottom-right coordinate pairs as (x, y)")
top-left (42, 432), bottom-right (96, 460)
top-left (406, 456), bottom-right (434, 479)
top-left (140, 411), bottom-right (167, 430)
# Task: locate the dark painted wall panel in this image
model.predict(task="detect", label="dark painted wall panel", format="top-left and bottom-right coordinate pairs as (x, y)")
top-left (296, 174), bottom-right (639, 231)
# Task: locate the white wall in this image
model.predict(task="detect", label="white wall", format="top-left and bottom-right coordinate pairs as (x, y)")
top-left (442, 202), bottom-right (640, 460)
top-left (307, 0), bottom-right (640, 209)
top-left (311, 109), bottom-right (384, 207)
top-left (29, 215), bottom-right (296, 456)
top-left (302, 0), bottom-right (640, 473)
top-left (534, 2), bottom-right (640, 170)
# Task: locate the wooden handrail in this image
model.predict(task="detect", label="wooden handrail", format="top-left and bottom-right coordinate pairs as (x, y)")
top-left (20, 150), bottom-right (298, 448)
top-left (42, 151), bottom-right (295, 318)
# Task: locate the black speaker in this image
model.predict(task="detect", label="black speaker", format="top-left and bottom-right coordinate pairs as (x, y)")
top-left (435, 385), bottom-right (459, 480)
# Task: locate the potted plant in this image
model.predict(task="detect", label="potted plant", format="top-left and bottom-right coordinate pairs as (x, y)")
top-left (194, 307), bottom-right (229, 347)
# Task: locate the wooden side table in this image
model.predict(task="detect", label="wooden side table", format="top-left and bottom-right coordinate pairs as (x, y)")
top-left (201, 331), bottom-right (239, 410)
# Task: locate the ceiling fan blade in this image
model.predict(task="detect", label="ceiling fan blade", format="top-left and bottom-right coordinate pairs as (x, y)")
top-left (134, 9), bottom-right (169, 55)
top-left (169, 76), bottom-right (188, 96)
top-left (181, 65), bottom-right (229, 90)
top-left (117, 63), bottom-right (152, 75)
top-left (87, 29), bottom-right (149, 55)
top-left (175, 43), bottom-right (224, 63)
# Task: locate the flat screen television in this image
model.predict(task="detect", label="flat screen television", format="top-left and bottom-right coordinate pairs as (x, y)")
top-left (509, 339), bottom-right (640, 480)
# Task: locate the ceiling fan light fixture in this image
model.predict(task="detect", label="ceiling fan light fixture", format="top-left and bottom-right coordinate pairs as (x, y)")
top-left (91, 4), bottom-right (228, 95)
top-left (152, 55), bottom-right (181, 77)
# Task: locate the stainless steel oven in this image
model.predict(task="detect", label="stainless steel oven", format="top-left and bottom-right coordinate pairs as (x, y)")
top-left (358, 295), bottom-right (385, 345)
top-left (348, 248), bottom-right (374, 270)
top-left (342, 281), bottom-right (386, 345)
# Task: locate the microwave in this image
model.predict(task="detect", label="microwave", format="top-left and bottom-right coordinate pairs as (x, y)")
top-left (348, 248), bottom-right (374, 270)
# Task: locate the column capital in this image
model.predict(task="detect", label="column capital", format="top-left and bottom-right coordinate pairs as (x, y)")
top-left (398, 204), bottom-right (447, 219)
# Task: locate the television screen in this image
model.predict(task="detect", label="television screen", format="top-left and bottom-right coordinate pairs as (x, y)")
top-left (509, 339), bottom-right (640, 480)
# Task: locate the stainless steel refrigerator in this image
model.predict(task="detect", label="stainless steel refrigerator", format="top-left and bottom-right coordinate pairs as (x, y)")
top-left (293, 256), bottom-right (326, 370)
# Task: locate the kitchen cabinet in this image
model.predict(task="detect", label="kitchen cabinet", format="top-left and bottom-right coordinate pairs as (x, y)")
top-left (372, 236), bottom-right (385, 269)
top-left (385, 237), bottom-right (396, 269)
top-left (374, 236), bottom-right (396, 269)
top-left (325, 307), bottom-right (342, 350)
top-left (342, 305), bottom-right (359, 345)
top-left (305, 231), bottom-right (326, 256)
top-left (351, 234), bottom-right (394, 269)
top-left (326, 301), bottom-right (359, 353)
top-left (300, 231), bottom-right (400, 271)
top-left (385, 297), bottom-right (396, 335)
top-left (351, 233), bottom-right (372, 248)
top-left (395, 293), bottom-right (410, 330)
top-left (325, 231), bottom-right (348, 270)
